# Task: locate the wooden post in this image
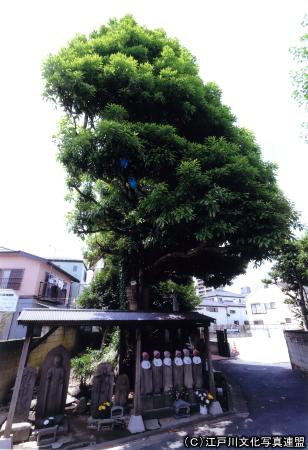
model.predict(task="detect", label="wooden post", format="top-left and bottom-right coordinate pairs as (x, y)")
top-left (4, 326), bottom-right (33, 438)
top-left (133, 328), bottom-right (141, 415)
top-left (204, 326), bottom-right (216, 398)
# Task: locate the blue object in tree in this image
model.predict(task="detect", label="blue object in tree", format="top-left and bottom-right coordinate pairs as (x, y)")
top-left (120, 158), bottom-right (129, 168)
top-left (128, 177), bottom-right (137, 189)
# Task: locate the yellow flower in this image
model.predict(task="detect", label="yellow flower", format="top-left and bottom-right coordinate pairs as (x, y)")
top-left (106, 402), bottom-right (110, 406)
top-left (208, 393), bottom-right (214, 400)
top-left (98, 406), bottom-right (103, 411)
top-left (102, 405), bottom-right (106, 410)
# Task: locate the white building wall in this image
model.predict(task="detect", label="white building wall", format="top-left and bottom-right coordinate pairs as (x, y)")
top-left (198, 305), bottom-right (247, 327)
top-left (245, 284), bottom-right (298, 326)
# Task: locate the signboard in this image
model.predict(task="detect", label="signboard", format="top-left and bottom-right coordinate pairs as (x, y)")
top-left (0, 289), bottom-right (18, 312)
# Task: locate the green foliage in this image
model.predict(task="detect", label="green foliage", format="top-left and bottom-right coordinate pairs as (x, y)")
top-left (43, 16), bottom-right (298, 306)
top-left (78, 255), bottom-right (199, 312)
top-left (151, 279), bottom-right (200, 312)
top-left (290, 15), bottom-right (308, 141)
top-left (78, 255), bottom-right (125, 309)
top-left (71, 330), bottom-right (120, 385)
top-left (71, 347), bottom-right (102, 385)
top-left (268, 232), bottom-right (308, 329)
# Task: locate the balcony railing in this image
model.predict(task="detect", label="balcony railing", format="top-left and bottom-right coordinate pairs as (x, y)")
top-left (38, 282), bottom-right (67, 304)
top-left (0, 277), bottom-right (22, 290)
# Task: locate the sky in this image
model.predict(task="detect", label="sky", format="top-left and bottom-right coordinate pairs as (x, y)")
top-left (0, 0), bottom-right (307, 291)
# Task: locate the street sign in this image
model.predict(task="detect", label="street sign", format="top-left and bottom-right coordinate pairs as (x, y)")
top-left (0, 289), bottom-right (18, 312)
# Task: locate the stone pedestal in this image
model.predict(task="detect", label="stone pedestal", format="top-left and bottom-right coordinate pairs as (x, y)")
top-left (0, 422), bottom-right (31, 444)
top-left (127, 415), bottom-right (145, 434)
top-left (209, 400), bottom-right (223, 416)
top-left (0, 437), bottom-right (12, 449)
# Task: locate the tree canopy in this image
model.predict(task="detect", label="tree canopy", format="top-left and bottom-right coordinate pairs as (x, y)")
top-left (290, 15), bottom-right (308, 141)
top-left (43, 15), bottom-right (297, 309)
top-left (267, 232), bottom-right (308, 330)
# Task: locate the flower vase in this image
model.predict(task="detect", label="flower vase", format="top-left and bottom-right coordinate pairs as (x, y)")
top-left (200, 405), bottom-right (208, 415)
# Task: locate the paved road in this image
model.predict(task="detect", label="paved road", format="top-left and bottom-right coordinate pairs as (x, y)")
top-left (106, 359), bottom-right (308, 450)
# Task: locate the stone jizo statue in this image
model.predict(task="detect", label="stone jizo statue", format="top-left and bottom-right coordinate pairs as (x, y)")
top-left (163, 350), bottom-right (173, 393)
top-left (173, 350), bottom-right (184, 388)
top-left (114, 374), bottom-right (130, 406)
top-left (91, 362), bottom-right (114, 418)
top-left (141, 352), bottom-right (153, 395)
top-left (192, 348), bottom-right (203, 388)
top-left (152, 350), bottom-right (163, 394)
top-left (36, 346), bottom-right (70, 420)
top-left (183, 348), bottom-right (193, 389)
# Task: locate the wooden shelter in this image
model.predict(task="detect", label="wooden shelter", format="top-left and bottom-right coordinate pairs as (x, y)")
top-left (4, 308), bottom-right (215, 439)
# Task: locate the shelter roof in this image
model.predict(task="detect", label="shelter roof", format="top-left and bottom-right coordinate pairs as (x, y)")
top-left (18, 308), bottom-right (214, 327)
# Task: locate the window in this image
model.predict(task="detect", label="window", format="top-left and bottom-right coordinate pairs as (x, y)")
top-left (234, 320), bottom-right (239, 325)
top-left (83, 271), bottom-right (87, 282)
top-left (206, 306), bottom-right (218, 312)
top-left (217, 297), bottom-right (223, 302)
top-left (73, 265), bottom-right (78, 272)
top-left (265, 302), bottom-right (276, 310)
top-left (0, 269), bottom-right (24, 290)
top-left (251, 303), bottom-right (266, 314)
top-left (244, 320), bottom-right (249, 325)
top-left (229, 309), bottom-right (236, 314)
top-left (253, 320), bottom-right (264, 325)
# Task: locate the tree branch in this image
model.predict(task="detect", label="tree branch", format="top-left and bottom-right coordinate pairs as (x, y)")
top-left (151, 244), bottom-right (224, 269)
top-left (73, 184), bottom-right (99, 205)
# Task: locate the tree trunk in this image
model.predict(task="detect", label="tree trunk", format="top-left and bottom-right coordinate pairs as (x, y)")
top-left (100, 326), bottom-right (109, 350)
top-left (118, 327), bottom-right (126, 374)
top-left (298, 286), bottom-right (308, 331)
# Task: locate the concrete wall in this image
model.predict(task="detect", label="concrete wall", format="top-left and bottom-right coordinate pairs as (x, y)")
top-left (284, 330), bottom-right (308, 372)
top-left (0, 327), bottom-right (77, 405)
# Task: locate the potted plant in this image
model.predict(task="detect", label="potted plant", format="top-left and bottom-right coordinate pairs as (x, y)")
top-left (195, 389), bottom-right (214, 415)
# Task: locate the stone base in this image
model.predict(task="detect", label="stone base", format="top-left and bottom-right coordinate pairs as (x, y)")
top-left (0, 438), bottom-right (12, 449)
top-left (127, 415), bottom-right (145, 434)
top-left (144, 419), bottom-right (160, 430)
top-left (0, 422), bottom-right (31, 444)
top-left (209, 401), bottom-right (223, 416)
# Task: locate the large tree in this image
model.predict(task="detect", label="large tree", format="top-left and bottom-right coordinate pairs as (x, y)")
top-left (43, 16), bottom-right (297, 310)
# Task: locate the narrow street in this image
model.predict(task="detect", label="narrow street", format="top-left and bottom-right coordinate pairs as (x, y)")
top-left (105, 359), bottom-right (308, 450)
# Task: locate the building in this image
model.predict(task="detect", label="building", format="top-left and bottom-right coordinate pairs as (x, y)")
top-left (197, 287), bottom-right (247, 329)
top-left (49, 258), bottom-right (88, 305)
top-left (0, 248), bottom-right (80, 339)
top-left (245, 283), bottom-right (299, 328)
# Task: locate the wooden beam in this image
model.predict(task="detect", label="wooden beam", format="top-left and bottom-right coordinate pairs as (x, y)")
top-left (204, 326), bottom-right (216, 398)
top-left (4, 326), bottom-right (33, 439)
top-left (133, 328), bottom-right (141, 415)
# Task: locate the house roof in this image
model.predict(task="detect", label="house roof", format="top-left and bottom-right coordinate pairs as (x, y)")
top-left (48, 258), bottom-right (87, 270)
top-left (0, 250), bottom-right (80, 282)
top-left (198, 300), bottom-right (246, 308)
top-left (18, 308), bottom-right (214, 327)
top-left (202, 288), bottom-right (244, 299)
